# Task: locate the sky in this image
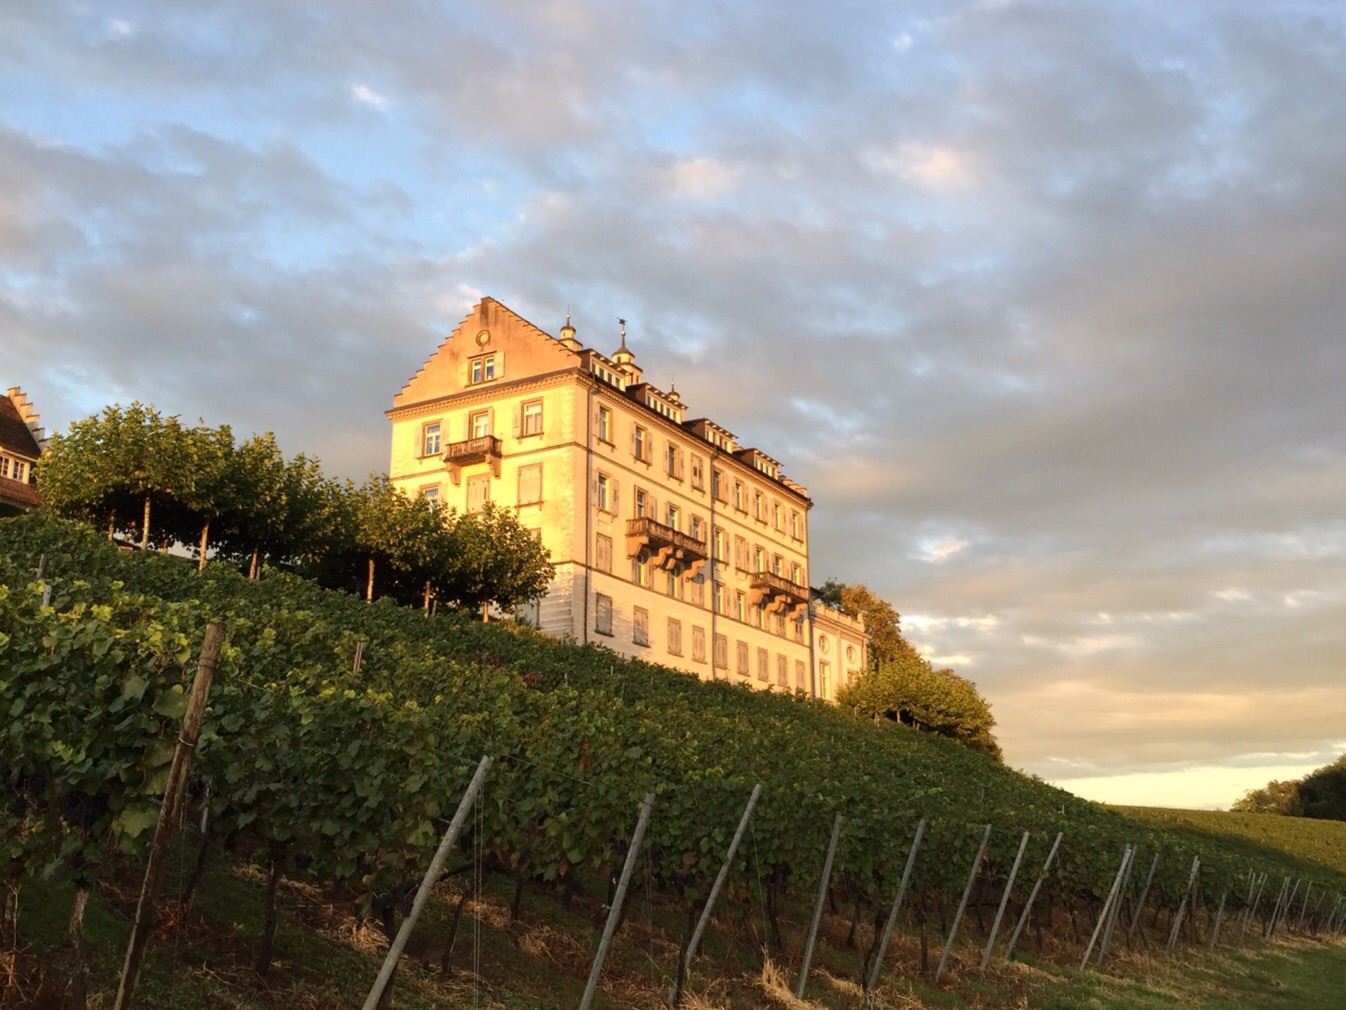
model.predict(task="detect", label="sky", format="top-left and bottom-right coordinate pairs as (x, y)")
top-left (3, 1), bottom-right (1344, 810)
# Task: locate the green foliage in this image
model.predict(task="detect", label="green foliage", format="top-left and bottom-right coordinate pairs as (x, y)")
top-left (817, 579), bottom-right (910, 669)
top-left (1231, 778), bottom-right (1303, 815)
top-left (35, 403), bottom-right (551, 614)
top-left (3, 511), bottom-right (1340, 962)
top-left (838, 645), bottom-right (1002, 760)
top-left (1299, 756), bottom-right (1346, 822)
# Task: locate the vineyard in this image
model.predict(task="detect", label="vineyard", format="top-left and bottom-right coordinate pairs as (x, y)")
top-left (2, 512), bottom-right (1344, 1009)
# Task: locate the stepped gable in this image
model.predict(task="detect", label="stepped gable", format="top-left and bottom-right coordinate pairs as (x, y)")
top-left (1, 389), bottom-right (43, 460)
top-left (391, 297), bottom-right (581, 411)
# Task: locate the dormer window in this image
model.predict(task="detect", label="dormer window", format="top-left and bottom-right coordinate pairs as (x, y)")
top-left (469, 354), bottom-right (498, 384)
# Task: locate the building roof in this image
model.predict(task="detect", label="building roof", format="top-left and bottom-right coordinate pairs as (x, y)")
top-left (0, 389), bottom-right (43, 461)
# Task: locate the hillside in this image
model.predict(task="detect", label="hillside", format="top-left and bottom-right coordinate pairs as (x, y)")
top-left (1117, 806), bottom-right (1346, 879)
top-left (3, 512), bottom-right (1345, 1009)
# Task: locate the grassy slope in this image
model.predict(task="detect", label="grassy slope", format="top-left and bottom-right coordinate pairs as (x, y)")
top-left (1116, 806), bottom-right (1346, 877)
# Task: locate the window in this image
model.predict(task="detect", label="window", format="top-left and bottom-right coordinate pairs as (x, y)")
top-left (518, 464), bottom-right (542, 506)
top-left (773, 502), bottom-right (782, 528)
top-left (757, 648), bottom-right (769, 682)
top-left (712, 468), bottom-right (727, 502)
top-left (633, 425), bottom-right (649, 462)
top-left (712, 527), bottom-right (725, 560)
top-left (633, 607), bottom-right (650, 646)
top-left (466, 474), bottom-right (490, 513)
top-left (521, 400), bottom-right (543, 436)
top-left (597, 473), bottom-right (613, 512)
top-left (753, 545), bottom-right (765, 573)
top-left (422, 422), bottom-right (442, 456)
top-left (597, 405), bottom-right (613, 443)
top-left (666, 503), bottom-right (680, 530)
top-left (734, 537), bottom-right (749, 571)
top-left (634, 487), bottom-right (653, 518)
top-left (666, 444), bottom-right (682, 478)
top-left (791, 511), bottom-right (802, 540)
top-left (595, 593), bottom-right (613, 636)
top-left (689, 515), bottom-right (704, 543)
top-left (751, 602), bottom-right (764, 628)
top-left (791, 563), bottom-right (803, 586)
top-left (714, 583), bottom-right (725, 614)
top-left (421, 485), bottom-right (440, 505)
top-left (668, 619), bottom-right (683, 656)
top-left (735, 591), bottom-right (746, 623)
top-left (796, 660), bottom-right (807, 690)
top-left (595, 534), bottom-right (613, 573)
top-left (777, 654), bottom-right (789, 687)
top-left (819, 661), bottom-right (831, 698)
top-left (794, 616), bottom-right (805, 642)
top-left (736, 641), bottom-right (750, 677)
top-left (632, 550), bottom-right (649, 586)
top-left (772, 553), bottom-right (783, 576)
top-left (714, 634), bottom-right (728, 670)
top-left (689, 574), bottom-right (704, 607)
top-left (772, 612), bottom-right (784, 636)
top-left (754, 492), bottom-right (765, 521)
top-left (733, 481), bottom-right (745, 511)
top-left (691, 457), bottom-right (705, 490)
top-left (692, 626), bottom-right (706, 663)
top-left (470, 409), bottom-right (492, 438)
top-left (469, 354), bottom-right (498, 384)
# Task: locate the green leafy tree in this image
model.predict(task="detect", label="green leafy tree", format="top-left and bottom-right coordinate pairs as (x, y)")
top-left (817, 579), bottom-right (913, 669)
top-left (838, 648), bottom-right (1002, 760)
top-left (37, 403), bottom-right (195, 549)
top-left (432, 500), bottom-right (555, 613)
top-left (1297, 755), bottom-right (1346, 821)
top-left (1231, 778), bottom-right (1303, 815)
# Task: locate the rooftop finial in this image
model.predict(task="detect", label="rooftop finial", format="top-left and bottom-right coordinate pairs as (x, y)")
top-left (618, 318), bottom-right (627, 350)
top-left (559, 308), bottom-right (580, 349)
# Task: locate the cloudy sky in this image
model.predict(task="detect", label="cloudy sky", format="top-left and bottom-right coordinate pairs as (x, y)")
top-left (4, 1), bottom-right (1344, 808)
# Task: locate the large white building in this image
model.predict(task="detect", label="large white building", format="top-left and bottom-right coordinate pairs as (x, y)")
top-left (388, 298), bottom-right (866, 699)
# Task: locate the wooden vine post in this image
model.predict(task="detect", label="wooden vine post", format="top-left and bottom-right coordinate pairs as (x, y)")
top-left (362, 755), bottom-right (493, 1010)
top-left (579, 791), bottom-right (655, 1010)
top-left (981, 830), bottom-right (1030, 969)
top-left (113, 621), bottom-right (225, 1010)
top-left (1165, 856), bottom-right (1201, 953)
top-left (865, 819), bottom-right (927, 996)
top-left (1080, 845), bottom-right (1131, 970)
top-left (673, 783), bottom-right (762, 1007)
top-left (796, 814), bottom-right (844, 999)
top-left (1003, 831), bottom-right (1062, 961)
top-left (935, 823), bottom-right (992, 982)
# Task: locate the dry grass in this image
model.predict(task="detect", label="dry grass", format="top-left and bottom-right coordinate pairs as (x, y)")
top-left (757, 959), bottom-right (816, 1010)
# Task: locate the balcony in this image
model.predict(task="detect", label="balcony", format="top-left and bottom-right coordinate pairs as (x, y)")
top-left (749, 570), bottom-right (809, 619)
top-left (625, 516), bottom-right (709, 577)
top-left (443, 435), bottom-right (502, 481)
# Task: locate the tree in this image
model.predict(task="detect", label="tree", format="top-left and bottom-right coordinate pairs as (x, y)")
top-left (431, 501), bottom-right (555, 613)
top-left (1231, 779), bottom-right (1302, 815)
top-left (37, 403), bottom-right (195, 549)
top-left (1297, 754), bottom-right (1346, 821)
top-left (837, 638), bottom-right (1001, 760)
top-left (817, 579), bottom-right (913, 670)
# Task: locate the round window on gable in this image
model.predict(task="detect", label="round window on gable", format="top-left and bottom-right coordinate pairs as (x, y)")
top-left (846, 645), bottom-right (856, 662)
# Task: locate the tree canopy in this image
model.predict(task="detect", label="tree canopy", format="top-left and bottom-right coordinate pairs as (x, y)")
top-left (1231, 754), bottom-right (1346, 820)
top-left (36, 402), bottom-right (554, 614)
top-left (825, 580), bottom-right (1001, 760)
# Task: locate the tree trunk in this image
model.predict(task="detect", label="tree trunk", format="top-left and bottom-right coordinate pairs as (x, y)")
top-left (423, 581), bottom-right (432, 614)
top-left (255, 851), bottom-right (284, 975)
top-left (178, 831), bottom-right (215, 914)
top-left (141, 495), bottom-right (152, 550)
top-left (198, 522), bottom-right (210, 571)
top-left (366, 557), bottom-right (376, 602)
top-left (249, 546), bottom-right (260, 580)
top-left (108, 514), bottom-right (116, 541)
top-left (70, 884), bottom-right (91, 1010)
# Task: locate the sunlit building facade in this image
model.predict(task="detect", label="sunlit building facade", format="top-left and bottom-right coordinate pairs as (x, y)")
top-left (388, 297), bottom-right (865, 699)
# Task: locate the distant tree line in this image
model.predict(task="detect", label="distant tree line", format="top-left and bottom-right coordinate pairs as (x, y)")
top-left (36, 402), bottom-right (554, 613)
top-left (821, 580), bottom-right (1003, 761)
top-left (1232, 754), bottom-right (1346, 821)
